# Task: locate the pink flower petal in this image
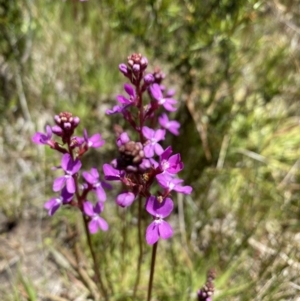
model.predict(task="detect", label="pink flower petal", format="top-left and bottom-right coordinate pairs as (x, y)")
top-left (146, 221), bottom-right (159, 245)
top-left (142, 126), bottom-right (154, 139)
top-left (116, 192), bottom-right (135, 207)
top-left (61, 154), bottom-right (71, 171)
top-left (66, 177), bottom-right (76, 193)
top-left (83, 201), bottom-right (94, 217)
top-left (95, 186), bottom-right (106, 202)
top-left (96, 217), bottom-right (108, 232)
top-left (53, 176), bottom-right (66, 192)
top-left (158, 220), bottom-right (173, 239)
top-left (82, 171), bottom-right (96, 184)
top-left (89, 219), bottom-right (100, 234)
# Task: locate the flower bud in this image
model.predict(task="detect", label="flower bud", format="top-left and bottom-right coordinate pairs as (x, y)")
top-left (144, 73), bottom-right (155, 85)
top-left (127, 53), bottom-right (148, 72)
top-left (152, 66), bottom-right (165, 84)
top-left (119, 63), bottom-right (129, 76)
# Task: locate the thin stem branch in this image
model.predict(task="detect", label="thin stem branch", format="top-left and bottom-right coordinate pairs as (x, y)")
top-left (71, 154), bottom-right (108, 300)
top-left (133, 195), bottom-right (144, 298)
top-left (147, 242), bottom-right (158, 301)
top-left (82, 214), bottom-right (109, 301)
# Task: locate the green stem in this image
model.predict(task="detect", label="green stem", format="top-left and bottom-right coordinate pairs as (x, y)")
top-left (120, 207), bottom-right (127, 274)
top-left (147, 242), bottom-right (158, 301)
top-left (82, 214), bottom-right (109, 301)
top-left (133, 196), bottom-right (143, 298)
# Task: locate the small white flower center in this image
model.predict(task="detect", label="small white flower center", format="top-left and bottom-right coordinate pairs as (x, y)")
top-left (154, 217), bottom-right (163, 224)
top-left (159, 98), bottom-right (166, 105)
top-left (161, 160), bottom-right (169, 171)
top-left (150, 138), bottom-right (157, 145)
top-left (56, 197), bottom-right (63, 205)
top-left (169, 182), bottom-right (175, 190)
top-left (94, 182), bottom-right (100, 188)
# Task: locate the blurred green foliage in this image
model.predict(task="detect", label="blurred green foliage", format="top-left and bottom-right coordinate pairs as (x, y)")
top-left (1, 0), bottom-right (300, 300)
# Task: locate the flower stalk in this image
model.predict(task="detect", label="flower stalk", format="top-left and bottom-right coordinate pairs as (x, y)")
top-left (82, 213), bottom-right (109, 300)
top-left (133, 195), bottom-right (144, 298)
top-left (147, 241), bottom-right (158, 301)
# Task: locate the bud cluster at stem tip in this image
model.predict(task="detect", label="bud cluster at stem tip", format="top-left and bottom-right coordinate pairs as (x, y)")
top-left (197, 269), bottom-right (216, 301)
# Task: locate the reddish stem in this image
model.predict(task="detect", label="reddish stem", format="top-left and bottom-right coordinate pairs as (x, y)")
top-left (147, 242), bottom-right (158, 301)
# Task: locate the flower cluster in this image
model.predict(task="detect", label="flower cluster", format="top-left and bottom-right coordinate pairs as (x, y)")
top-left (33, 53), bottom-right (192, 246)
top-left (32, 112), bottom-right (110, 234)
top-left (104, 53), bottom-right (192, 245)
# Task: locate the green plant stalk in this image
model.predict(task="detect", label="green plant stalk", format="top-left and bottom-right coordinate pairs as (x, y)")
top-left (19, 274), bottom-right (37, 301)
top-left (82, 213), bottom-right (109, 301)
top-left (147, 241), bottom-right (158, 301)
top-left (121, 207), bottom-right (127, 274)
top-left (71, 151), bottom-right (109, 301)
top-left (133, 195), bottom-right (144, 298)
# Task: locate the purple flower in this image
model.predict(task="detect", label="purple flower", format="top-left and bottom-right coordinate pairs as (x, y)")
top-left (150, 83), bottom-right (177, 112)
top-left (106, 105), bottom-right (123, 115)
top-left (144, 73), bottom-right (155, 85)
top-left (145, 196), bottom-right (174, 245)
top-left (82, 168), bottom-right (111, 202)
top-left (116, 132), bottom-right (130, 147)
top-left (103, 164), bottom-right (125, 181)
top-left (159, 146), bottom-right (183, 174)
top-left (32, 125), bottom-right (54, 146)
top-left (147, 158), bottom-right (158, 169)
top-left (83, 129), bottom-right (105, 148)
top-left (156, 173), bottom-right (192, 195)
top-left (139, 158), bottom-right (152, 171)
top-left (44, 188), bottom-right (73, 216)
top-left (116, 192), bottom-right (136, 207)
top-left (83, 201), bottom-right (108, 234)
top-left (106, 84), bottom-right (136, 115)
top-left (142, 126), bottom-right (166, 158)
top-left (68, 136), bottom-right (85, 149)
top-left (53, 154), bottom-right (82, 193)
top-left (158, 113), bottom-right (180, 136)
top-left (165, 88), bottom-right (176, 98)
top-left (117, 84), bottom-right (136, 105)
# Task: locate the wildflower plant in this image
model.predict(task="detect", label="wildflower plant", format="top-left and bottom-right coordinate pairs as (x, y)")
top-left (33, 53), bottom-right (194, 300)
top-left (197, 269), bottom-right (216, 301)
top-left (32, 112), bottom-right (110, 298)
